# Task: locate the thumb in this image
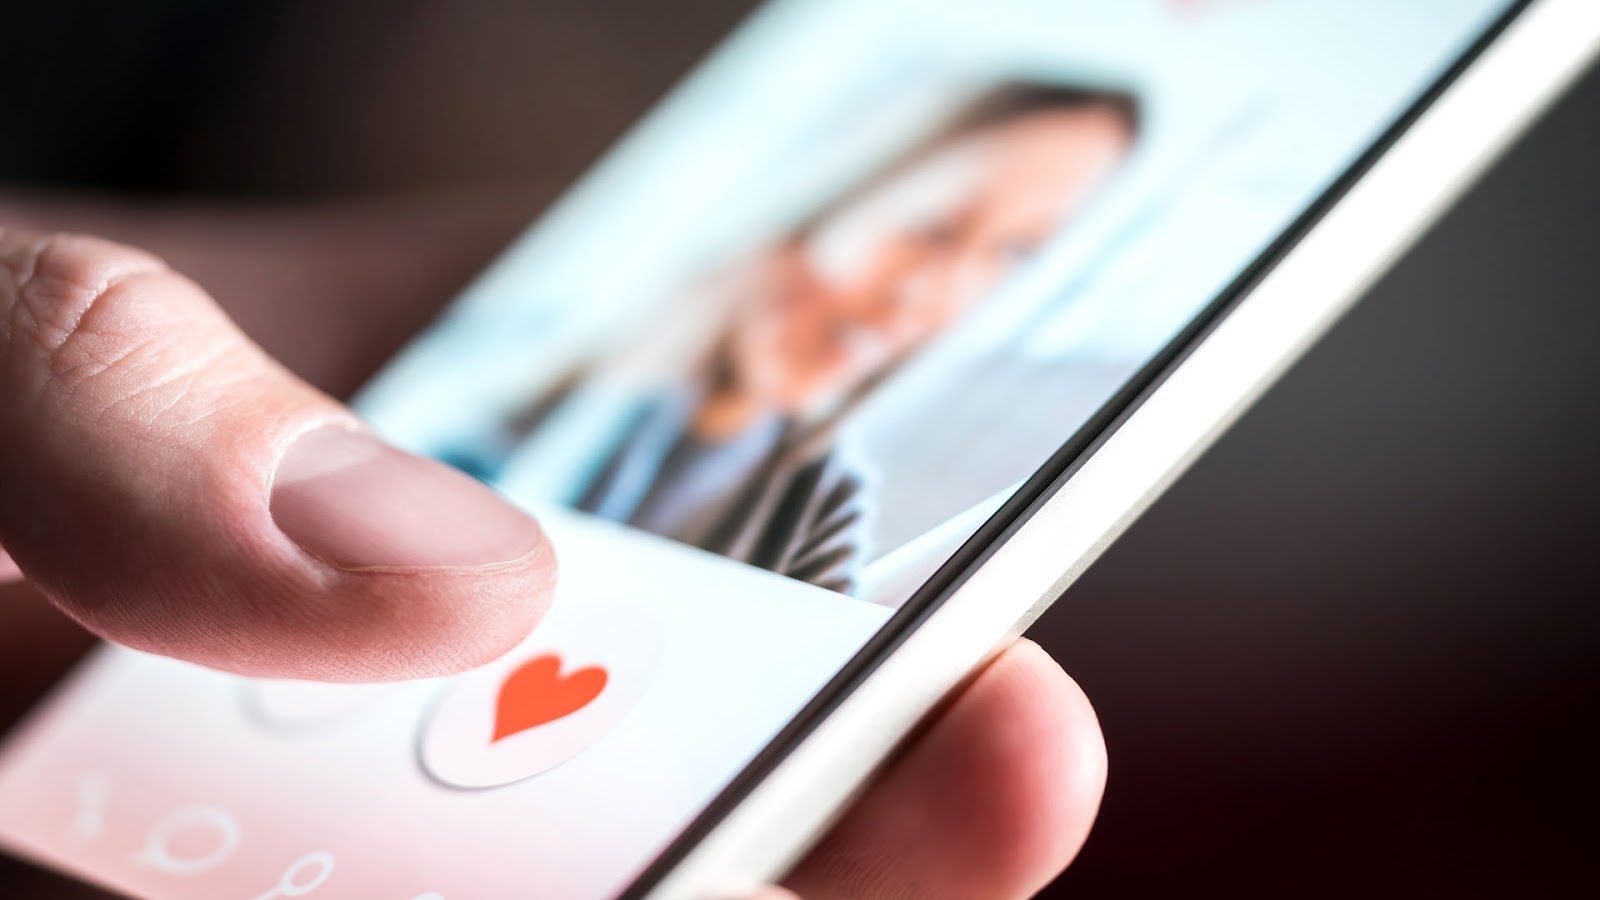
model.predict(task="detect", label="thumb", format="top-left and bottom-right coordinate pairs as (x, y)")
top-left (0, 230), bottom-right (555, 681)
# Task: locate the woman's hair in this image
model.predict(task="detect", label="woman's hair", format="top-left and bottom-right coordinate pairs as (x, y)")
top-left (553, 81), bottom-right (1143, 459)
top-left (778, 80), bottom-right (1141, 451)
top-left (938, 81), bottom-right (1141, 145)
top-left (798, 81), bottom-right (1140, 237)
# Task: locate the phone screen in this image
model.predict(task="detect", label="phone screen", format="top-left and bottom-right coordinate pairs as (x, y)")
top-left (0, 1), bottom-right (1518, 897)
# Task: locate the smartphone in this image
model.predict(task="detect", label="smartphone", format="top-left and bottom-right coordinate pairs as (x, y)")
top-left (2, 1), bottom-right (1595, 897)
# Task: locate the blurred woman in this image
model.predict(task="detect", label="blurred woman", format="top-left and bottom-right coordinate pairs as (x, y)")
top-left (448, 84), bottom-right (1138, 594)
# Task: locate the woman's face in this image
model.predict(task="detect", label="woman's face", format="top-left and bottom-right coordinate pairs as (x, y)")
top-left (728, 105), bottom-right (1132, 415)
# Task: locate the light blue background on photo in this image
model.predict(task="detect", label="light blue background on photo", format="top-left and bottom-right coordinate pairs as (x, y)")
top-left (354, 0), bottom-right (1511, 557)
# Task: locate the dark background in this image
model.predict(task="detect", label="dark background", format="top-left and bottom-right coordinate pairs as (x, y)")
top-left (2, 2), bottom-right (1596, 896)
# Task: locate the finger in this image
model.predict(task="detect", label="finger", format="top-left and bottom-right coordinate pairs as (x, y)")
top-left (0, 546), bottom-right (20, 583)
top-left (0, 229), bottom-right (555, 681)
top-left (786, 639), bottom-right (1107, 900)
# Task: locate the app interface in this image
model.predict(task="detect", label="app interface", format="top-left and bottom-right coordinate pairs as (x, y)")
top-left (0, 1), bottom-right (1514, 897)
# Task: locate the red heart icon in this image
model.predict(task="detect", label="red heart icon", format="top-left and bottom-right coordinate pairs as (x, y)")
top-left (492, 654), bottom-right (608, 743)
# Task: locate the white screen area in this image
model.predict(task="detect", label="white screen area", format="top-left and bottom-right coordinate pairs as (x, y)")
top-left (0, 1), bottom-right (1512, 897)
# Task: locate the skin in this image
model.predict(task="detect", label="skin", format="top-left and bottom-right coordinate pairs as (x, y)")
top-left (0, 197), bottom-right (1106, 898)
top-left (696, 106), bottom-right (1132, 440)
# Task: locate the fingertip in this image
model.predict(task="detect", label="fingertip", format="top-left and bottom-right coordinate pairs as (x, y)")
top-left (256, 424), bottom-right (562, 681)
top-left (79, 511), bottom-right (560, 684)
top-left (970, 639), bottom-right (1108, 876)
top-left (787, 639), bottom-right (1107, 900)
top-left (0, 547), bottom-right (21, 583)
top-left (303, 536), bottom-right (561, 682)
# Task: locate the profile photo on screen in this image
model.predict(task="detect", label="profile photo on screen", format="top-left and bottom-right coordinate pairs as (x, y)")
top-left (435, 82), bottom-right (1140, 595)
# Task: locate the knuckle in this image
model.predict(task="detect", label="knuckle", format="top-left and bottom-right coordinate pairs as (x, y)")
top-left (2, 232), bottom-right (167, 356)
top-left (0, 232), bottom-right (219, 421)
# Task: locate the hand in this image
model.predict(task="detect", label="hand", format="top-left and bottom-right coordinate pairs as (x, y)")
top-left (0, 198), bottom-right (1106, 898)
